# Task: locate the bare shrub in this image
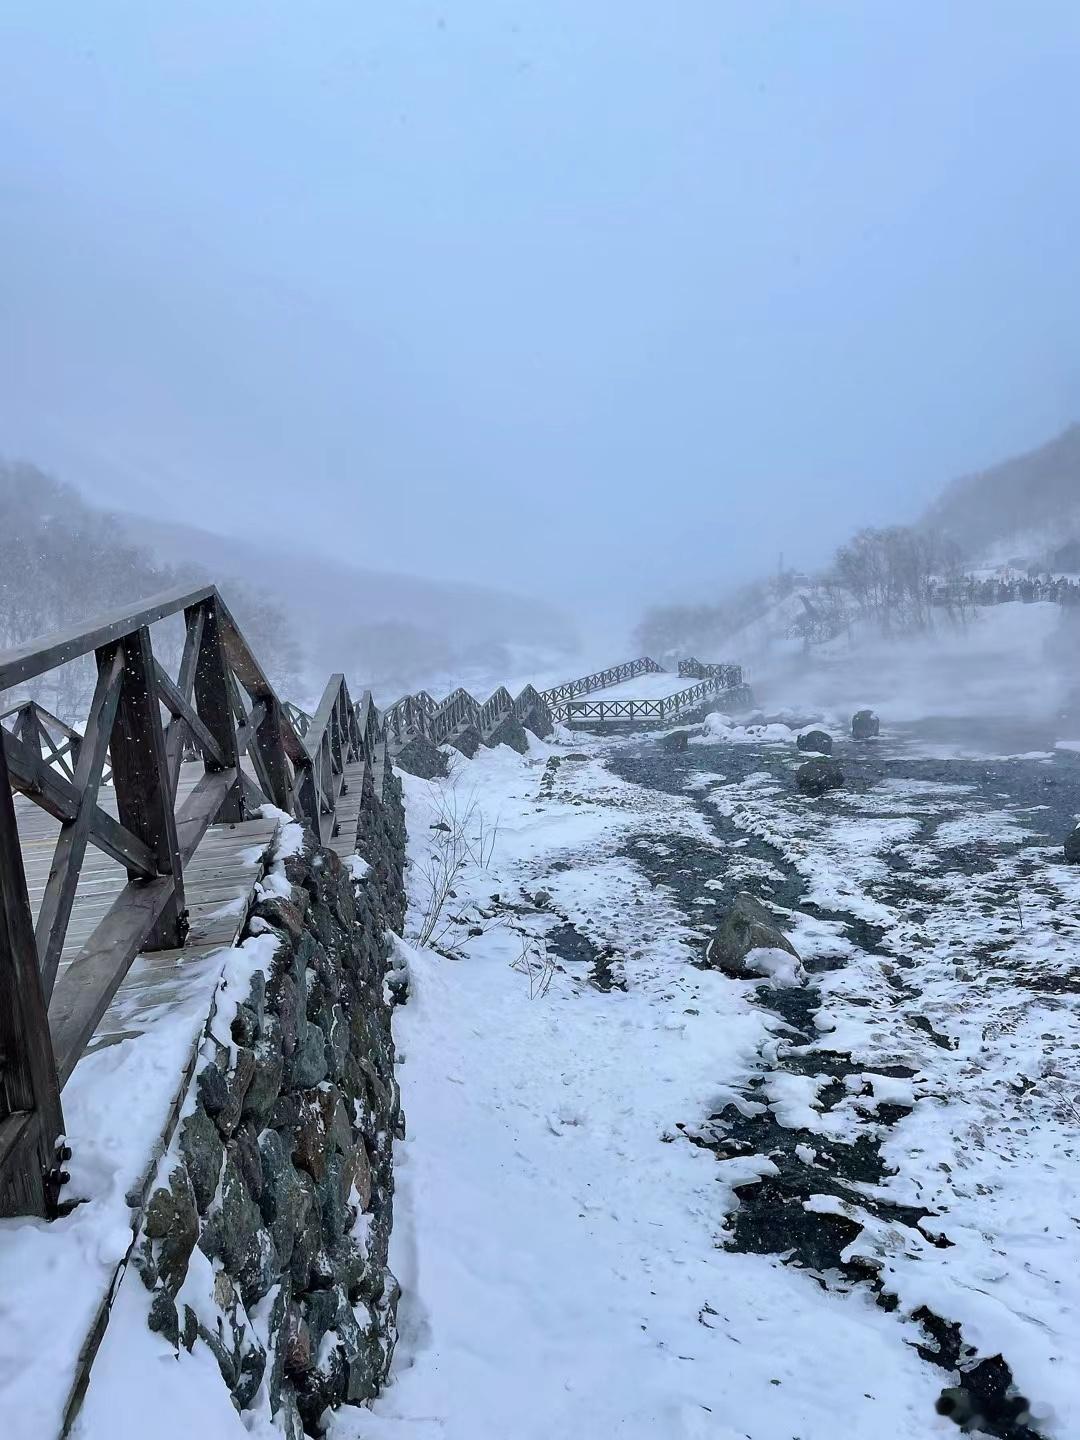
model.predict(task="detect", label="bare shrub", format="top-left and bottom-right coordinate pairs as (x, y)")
top-left (414, 783), bottom-right (499, 949)
top-left (509, 931), bottom-right (555, 999)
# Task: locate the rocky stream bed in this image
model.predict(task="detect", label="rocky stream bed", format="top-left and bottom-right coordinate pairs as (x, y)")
top-left (607, 722), bottom-right (1080, 1438)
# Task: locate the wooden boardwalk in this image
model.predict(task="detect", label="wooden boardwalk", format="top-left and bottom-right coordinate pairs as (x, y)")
top-left (14, 762), bottom-right (278, 1065)
top-left (328, 756), bottom-right (370, 862)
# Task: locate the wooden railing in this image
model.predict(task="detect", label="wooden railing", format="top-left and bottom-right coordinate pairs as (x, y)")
top-left (0, 582), bottom-right (390, 1217)
top-left (385, 682), bottom-right (552, 749)
top-left (282, 700), bottom-right (313, 738)
top-left (678, 657), bottom-right (744, 687)
top-left (564, 674), bottom-right (752, 726)
top-left (540, 656), bottom-right (663, 717)
top-left (0, 700), bottom-right (113, 788)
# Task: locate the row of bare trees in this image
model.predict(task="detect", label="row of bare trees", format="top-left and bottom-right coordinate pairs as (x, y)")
top-left (634, 523), bottom-right (971, 657)
top-left (831, 526), bottom-right (965, 633)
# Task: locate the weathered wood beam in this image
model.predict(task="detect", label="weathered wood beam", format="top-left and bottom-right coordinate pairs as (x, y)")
top-left (35, 644), bottom-right (125, 1002)
top-left (0, 733), bottom-right (64, 1217)
top-left (188, 599), bottom-right (243, 824)
top-left (154, 660), bottom-right (226, 767)
top-left (164, 604), bottom-right (207, 794)
top-left (2, 727), bottom-right (156, 878)
top-left (235, 701), bottom-right (268, 756)
top-left (252, 701), bottom-right (294, 812)
top-left (110, 627), bottom-right (185, 949)
top-left (174, 767), bottom-right (238, 864)
top-left (215, 598), bottom-right (308, 768)
top-left (49, 877), bottom-right (176, 1088)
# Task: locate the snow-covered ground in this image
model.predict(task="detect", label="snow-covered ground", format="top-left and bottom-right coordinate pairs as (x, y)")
top-left (580, 669), bottom-right (692, 700)
top-left (328, 711), bottom-right (1080, 1440)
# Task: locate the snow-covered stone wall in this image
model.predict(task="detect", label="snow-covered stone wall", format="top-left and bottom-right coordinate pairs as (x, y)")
top-left (129, 777), bottom-right (407, 1436)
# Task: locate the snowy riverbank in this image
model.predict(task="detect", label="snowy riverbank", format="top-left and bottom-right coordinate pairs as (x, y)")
top-left (331, 710), bottom-right (1080, 1440)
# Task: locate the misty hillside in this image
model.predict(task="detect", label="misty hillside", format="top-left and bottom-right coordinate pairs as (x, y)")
top-left (116, 511), bottom-right (574, 656)
top-left (2, 464), bottom-right (580, 706)
top-left (923, 423), bottom-right (1080, 570)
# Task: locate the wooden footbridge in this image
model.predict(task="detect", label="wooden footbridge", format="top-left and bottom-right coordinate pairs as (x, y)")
top-left (0, 583), bottom-right (392, 1218)
top-left (378, 656), bottom-right (748, 749)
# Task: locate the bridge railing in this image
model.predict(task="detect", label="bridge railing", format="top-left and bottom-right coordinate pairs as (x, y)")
top-left (476, 685), bottom-right (513, 735)
top-left (0, 582), bottom-right (383, 1217)
top-left (564, 674), bottom-right (751, 726)
top-left (429, 687), bottom-right (481, 746)
top-left (384, 691), bottom-right (437, 745)
top-left (678, 657), bottom-right (744, 687)
top-left (0, 699), bottom-right (114, 788)
top-left (540, 656), bottom-right (663, 716)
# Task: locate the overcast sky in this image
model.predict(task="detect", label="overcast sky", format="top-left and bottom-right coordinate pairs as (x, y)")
top-left (2, 2), bottom-right (1079, 604)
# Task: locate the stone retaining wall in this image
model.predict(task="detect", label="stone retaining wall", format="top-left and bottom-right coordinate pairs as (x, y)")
top-left (131, 777), bottom-right (407, 1436)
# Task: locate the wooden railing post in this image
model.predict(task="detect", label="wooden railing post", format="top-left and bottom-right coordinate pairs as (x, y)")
top-left (189, 599), bottom-right (243, 824)
top-left (110, 627), bottom-right (187, 950)
top-left (0, 733), bottom-right (64, 1217)
top-left (253, 699), bottom-right (294, 814)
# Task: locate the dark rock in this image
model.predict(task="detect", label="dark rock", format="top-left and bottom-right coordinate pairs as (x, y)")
top-left (287, 1017), bottom-right (328, 1091)
top-left (144, 1166), bottom-right (199, 1294)
top-left (199, 1152), bottom-right (276, 1306)
top-left (259, 1130), bottom-right (307, 1267)
top-left (796, 729), bottom-right (833, 755)
top-left (705, 892), bottom-right (800, 979)
top-left (448, 724), bottom-right (483, 759)
top-left (232, 1124), bottom-right (264, 1203)
top-left (179, 1108), bottom-right (225, 1213)
top-left (317, 1150), bottom-right (353, 1246)
top-left (520, 705), bottom-right (554, 740)
top-left (243, 1017), bottom-right (285, 1130)
top-left (231, 973), bottom-right (266, 1046)
top-left (662, 729), bottom-right (690, 752)
top-left (252, 894), bottom-right (306, 944)
top-left (283, 1304), bottom-right (314, 1378)
top-left (198, 1046), bottom-right (256, 1138)
top-left (235, 1341), bottom-right (267, 1410)
top-left (795, 757), bottom-right (845, 796)
top-left (285, 1089), bottom-right (334, 1182)
top-left (1065, 823), bottom-right (1080, 864)
top-left (394, 734), bottom-right (449, 779)
top-left (484, 715), bottom-right (529, 755)
top-left (851, 708), bottom-right (880, 740)
top-left (195, 1058), bottom-right (230, 1119)
top-left (148, 1289), bottom-right (180, 1347)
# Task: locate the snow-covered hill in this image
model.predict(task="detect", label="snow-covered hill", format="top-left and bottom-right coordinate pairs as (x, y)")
top-left (922, 424), bottom-right (1080, 573)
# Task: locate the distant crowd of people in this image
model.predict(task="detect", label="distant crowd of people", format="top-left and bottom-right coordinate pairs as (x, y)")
top-left (931, 574), bottom-right (1080, 608)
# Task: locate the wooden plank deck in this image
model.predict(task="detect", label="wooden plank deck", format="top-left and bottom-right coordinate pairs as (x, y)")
top-left (328, 757), bottom-right (369, 861)
top-left (14, 762), bottom-right (278, 1065)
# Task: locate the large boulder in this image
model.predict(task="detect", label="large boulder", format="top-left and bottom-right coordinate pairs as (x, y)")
top-left (795, 757), bottom-right (845, 796)
top-left (851, 709), bottom-right (880, 740)
top-left (796, 728), bottom-right (833, 755)
top-left (1065, 823), bottom-right (1080, 864)
top-left (705, 892), bottom-right (801, 980)
top-left (394, 735), bottom-right (449, 779)
top-left (448, 724), bottom-right (483, 759)
top-left (484, 715), bottom-right (529, 755)
top-left (520, 705), bottom-right (554, 740)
